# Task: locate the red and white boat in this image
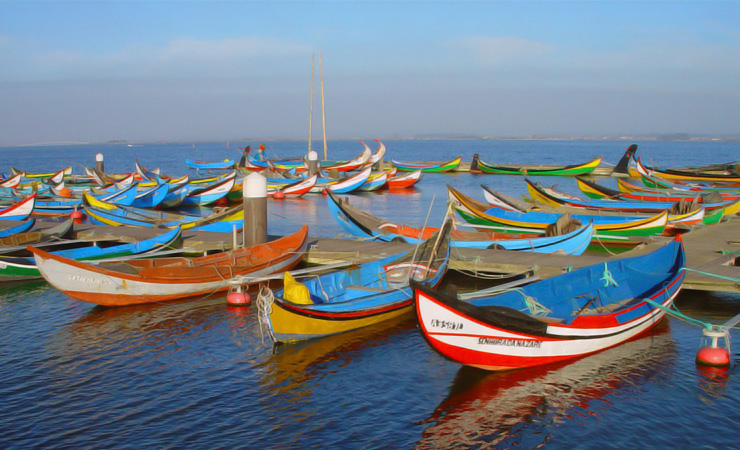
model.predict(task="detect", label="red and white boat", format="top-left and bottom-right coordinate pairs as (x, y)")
top-left (268, 174), bottom-right (318, 198)
top-left (0, 173), bottom-right (23, 189)
top-left (413, 237), bottom-right (685, 371)
top-left (387, 169), bottom-right (422, 189)
top-left (0, 194), bottom-right (36, 221)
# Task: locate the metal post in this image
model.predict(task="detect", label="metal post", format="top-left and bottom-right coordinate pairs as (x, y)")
top-left (243, 172), bottom-right (267, 247)
top-left (95, 153), bottom-right (104, 173)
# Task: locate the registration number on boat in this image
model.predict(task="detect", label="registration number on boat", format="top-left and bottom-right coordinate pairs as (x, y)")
top-left (430, 319), bottom-right (464, 331)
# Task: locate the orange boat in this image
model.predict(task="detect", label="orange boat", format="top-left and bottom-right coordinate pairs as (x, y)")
top-left (31, 225), bottom-right (309, 307)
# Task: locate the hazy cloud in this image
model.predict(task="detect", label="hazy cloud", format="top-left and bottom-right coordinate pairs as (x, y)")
top-left (449, 36), bottom-right (551, 65)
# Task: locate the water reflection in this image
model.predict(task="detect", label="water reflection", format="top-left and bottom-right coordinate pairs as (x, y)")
top-left (259, 315), bottom-right (417, 389)
top-left (415, 322), bottom-right (676, 449)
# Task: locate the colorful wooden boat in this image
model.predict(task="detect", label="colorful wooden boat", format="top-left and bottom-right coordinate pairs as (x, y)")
top-left (0, 226), bottom-right (182, 282)
top-left (130, 183), bottom-right (170, 209)
top-left (638, 157), bottom-right (740, 183)
top-left (309, 167), bottom-right (372, 194)
top-left (576, 176), bottom-right (737, 203)
top-left (31, 225), bottom-right (309, 306)
top-left (184, 158), bottom-right (235, 170)
top-left (449, 186), bottom-right (668, 244)
top-left (181, 176), bottom-right (235, 206)
top-left (387, 169), bottom-right (422, 189)
top-left (356, 171), bottom-right (388, 192)
top-left (268, 174), bottom-right (318, 198)
top-left (82, 193), bottom-right (244, 232)
top-left (0, 173), bottom-right (23, 189)
top-left (327, 190), bottom-right (593, 254)
top-left (263, 220), bottom-right (452, 343)
top-left (0, 219), bottom-right (36, 238)
top-left (0, 194), bottom-right (36, 221)
top-left (12, 166), bottom-right (72, 179)
top-left (392, 156), bottom-right (462, 173)
top-left (473, 156), bottom-right (602, 176)
top-left (0, 220), bottom-right (75, 256)
top-left (413, 236), bottom-right (685, 371)
top-left (526, 178), bottom-right (736, 215)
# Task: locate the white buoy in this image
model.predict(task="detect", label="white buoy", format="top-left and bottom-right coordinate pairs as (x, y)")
top-left (95, 153), bottom-right (104, 172)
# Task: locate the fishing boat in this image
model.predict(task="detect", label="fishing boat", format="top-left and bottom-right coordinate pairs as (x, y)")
top-left (472, 155), bottom-right (602, 176)
top-left (526, 178), bottom-right (737, 215)
top-left (262, 219), bottom-right (453, 343)
top-left (130, 182), bottom-right (170, 209)
top-left (449, 186), bottom-right (668, 245)
top-left (0, 226), bottom-right (182, 282)
top-left (0, 173), bottom-right (23, 189)
top-left (12, 166), bottom-right (72, 180)
top-left (0, 219), bottom-right (36, 238)
top-left (181, 176), bottom-right (235, 206)
top-left (638, 157), bottom-right (740, 183)
top-left (412, 236), bottom-right (685, 371)
top-left (0, 219), bottom-right (75, 256)
top-left (387, 169), bottom-right (423, 189)
top-left (309, 167), bottom-right (372, 194)
top-left (327, 191), bottom-right (593, 254)
top-left (0, 194), bottom-right (36, 221)
top-left (392, 156), bottom-right (462, 173)
top-left (356, 171), bottom-right (388, 192)
top-left (31, 225), bottom-right (309, 306)
top-left (268, 174), bottom-right (318, 198)
top-left (576, 176), bottom-right (737, 203)
top-left (82, 193), bottom-right (244, 232)
top-left (184, 159), bottom-right (235, 171)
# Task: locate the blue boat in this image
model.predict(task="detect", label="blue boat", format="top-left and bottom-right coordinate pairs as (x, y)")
top-left (0, 219), bottom-right (36, 238)
top-left (0, 226), bottom-right (183, 282)
top-left (82, 193), bottom-right (244, 232)
top-left (262, 219), bottom-right (453, 343)
top-left (327, 191), bottom-right (593, 254)
top-left (182, 175), bottom-right (236, 206)
top-left (131, 183), bottom-right (169, 209)
top-left (185, 159), bottom-right (235, 170)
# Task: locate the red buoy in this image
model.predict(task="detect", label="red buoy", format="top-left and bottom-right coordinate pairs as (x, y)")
top-left (696, 346), bottom-right (730, 367)
top-left (273, 191), bottom-right (285, 200)
top-left (322, 188), bottom-right (328, 196)
top-left (226, 291), bottom-right (250, 306)
top-left (70, 210), bottom-right (85, 220)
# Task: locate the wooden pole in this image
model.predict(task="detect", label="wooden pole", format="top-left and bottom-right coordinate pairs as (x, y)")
top-left (243, 172), bottom-right (267, 247)
top-left (320, 52), bottom-right (327, 160)
top-left (308, 54), bottom-right (314, 156)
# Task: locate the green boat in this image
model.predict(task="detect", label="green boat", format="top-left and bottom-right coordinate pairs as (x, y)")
top-left (471, 155), bottom-right (602, 176)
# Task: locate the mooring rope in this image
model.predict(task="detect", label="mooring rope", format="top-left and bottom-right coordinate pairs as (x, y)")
top-left (256, 284), bottom-right (277, 343)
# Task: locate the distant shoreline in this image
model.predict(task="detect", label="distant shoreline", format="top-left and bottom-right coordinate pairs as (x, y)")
top-left (4, 135), bottom-right (739, 148)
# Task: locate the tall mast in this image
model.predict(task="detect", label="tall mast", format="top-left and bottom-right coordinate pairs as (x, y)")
top-left (308, 54), bottom-right (314, 155)
top-left (320, 52), bottom-right (327, 160)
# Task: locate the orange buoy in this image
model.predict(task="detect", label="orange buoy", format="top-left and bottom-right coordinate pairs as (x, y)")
top-left (226, 291), bottom-right (250, 306)
top-left (273, 191), bottom-right (285, 200)
top-left (696, 346), bottom-right (730, 367)
top-left (59, 187), bottom-right (73, 197)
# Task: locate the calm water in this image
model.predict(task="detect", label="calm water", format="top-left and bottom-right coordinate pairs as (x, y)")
top-left (1, 140), bottom-right (739, 448)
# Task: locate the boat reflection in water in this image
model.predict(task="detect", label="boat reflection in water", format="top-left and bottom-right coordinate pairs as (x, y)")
top-left (260, 314), bottom-right (417, 390)
top-left (416, 321), bottom-right (676, 449)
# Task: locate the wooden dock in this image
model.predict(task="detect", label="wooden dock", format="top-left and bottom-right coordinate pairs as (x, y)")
top-left (39, 216), bottom-right (740, 294)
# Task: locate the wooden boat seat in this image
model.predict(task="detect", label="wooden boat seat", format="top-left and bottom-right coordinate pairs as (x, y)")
top-left (345, 285), bottom-right (388, 292)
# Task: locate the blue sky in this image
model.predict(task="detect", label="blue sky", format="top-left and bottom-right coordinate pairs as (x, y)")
top-left (1, 1), bottom-right (739, 145)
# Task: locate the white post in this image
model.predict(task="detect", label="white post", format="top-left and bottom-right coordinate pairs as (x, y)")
top-left (95, 153), bottom-right (104, 173)
top-left (243, 172), bottom-right (267, 247)
top-left (308, 150), bottom-right (319, 177)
